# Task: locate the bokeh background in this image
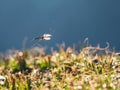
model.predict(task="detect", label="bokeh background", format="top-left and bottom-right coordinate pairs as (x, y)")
top-left (0, 0), bottom-right (120, 52)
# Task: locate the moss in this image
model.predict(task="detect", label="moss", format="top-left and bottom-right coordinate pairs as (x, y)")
top-left (0, 45), bottom-right (119, 89)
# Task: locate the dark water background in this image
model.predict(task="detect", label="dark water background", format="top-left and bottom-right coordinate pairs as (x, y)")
top-left (0, 0), bottom-right (120, 52)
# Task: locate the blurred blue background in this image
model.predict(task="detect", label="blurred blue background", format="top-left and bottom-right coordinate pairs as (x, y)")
top-left (0, 0), bottom-right (120, 52)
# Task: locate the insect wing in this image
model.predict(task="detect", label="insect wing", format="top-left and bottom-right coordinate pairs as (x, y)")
top-left (44, 37), bottom-right (51, 40)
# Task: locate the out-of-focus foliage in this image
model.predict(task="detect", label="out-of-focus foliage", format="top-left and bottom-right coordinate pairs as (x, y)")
top-left (0, 43), bottom-right (120, 90)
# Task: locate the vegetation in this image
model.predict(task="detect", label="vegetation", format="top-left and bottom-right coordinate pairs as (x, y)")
top-left (0, 42), bottom-right (120, 90)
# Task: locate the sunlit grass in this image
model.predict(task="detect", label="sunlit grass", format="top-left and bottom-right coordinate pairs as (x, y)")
top-left (0, 43), bottom-right (120, 90)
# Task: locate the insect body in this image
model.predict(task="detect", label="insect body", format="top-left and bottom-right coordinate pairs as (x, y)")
top-left (34, 34), bottom-right (52, 41)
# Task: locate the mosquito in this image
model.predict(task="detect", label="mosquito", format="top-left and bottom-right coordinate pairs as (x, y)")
top-left (34, 33), bottom-right (52, 41)
top-left (32, 27), bottom-right (54, 47)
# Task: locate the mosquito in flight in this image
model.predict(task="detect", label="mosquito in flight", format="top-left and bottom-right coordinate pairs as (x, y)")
top-left (34, 33), bottom-right (52, 42)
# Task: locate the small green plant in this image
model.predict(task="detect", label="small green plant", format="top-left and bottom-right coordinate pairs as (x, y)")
top-left (0, 43), bottom-right (120, 90)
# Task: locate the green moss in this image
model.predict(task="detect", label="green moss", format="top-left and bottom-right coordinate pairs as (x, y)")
top-left (0, 45), bottom-right (119, 89)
